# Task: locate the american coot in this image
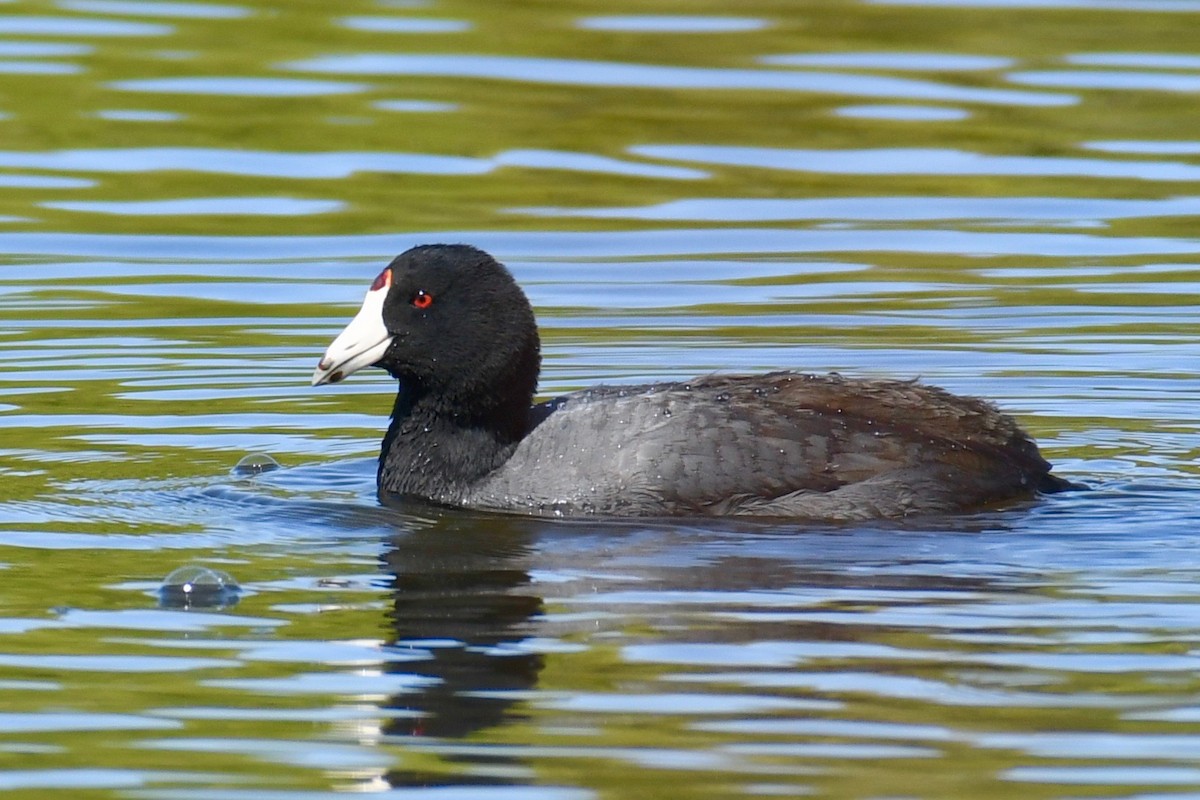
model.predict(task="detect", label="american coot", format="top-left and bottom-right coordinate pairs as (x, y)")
top-left (313, 244), bottom-right (1066, 520)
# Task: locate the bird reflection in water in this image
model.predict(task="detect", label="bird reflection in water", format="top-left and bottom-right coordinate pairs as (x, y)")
top-left (376, 505), bottom-right (546, 787)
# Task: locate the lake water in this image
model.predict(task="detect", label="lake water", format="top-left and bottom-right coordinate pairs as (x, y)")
top-left (3, 0), bottom-right (1200, 797)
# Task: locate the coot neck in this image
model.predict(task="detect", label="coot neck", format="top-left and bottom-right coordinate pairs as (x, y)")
top-left (377, 377), bottom-right (534, 504)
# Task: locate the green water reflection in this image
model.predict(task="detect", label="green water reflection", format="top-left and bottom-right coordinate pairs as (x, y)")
top-left (0, 0), bottom-right (1195, 236)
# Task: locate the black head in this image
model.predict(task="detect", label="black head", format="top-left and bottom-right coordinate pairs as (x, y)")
top-left (314, 245), bottom-right (541, 419)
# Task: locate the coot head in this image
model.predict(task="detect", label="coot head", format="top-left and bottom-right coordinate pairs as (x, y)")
top-left (313, 244), bottom-right (540, 415)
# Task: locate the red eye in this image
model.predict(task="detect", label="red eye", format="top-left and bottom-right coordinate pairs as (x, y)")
top-left (411, 290), bottom-right (433, 309)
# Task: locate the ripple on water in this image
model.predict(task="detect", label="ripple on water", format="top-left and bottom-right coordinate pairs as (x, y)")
top-left (204, 671), bottom-right (438, 697)
top-left (763, 52), bottom-right (1012, 70)
top-left (338, 16), bottom-right (471, 33)
top-left (1004, 765), bottom-right (1200, 786)
top-left (125, 638), bottom-right (393, 666)
top-left (42, 197), bottom-right (345, 216)
top-left (0, 227), bottom-right (1197, 260)
top-left (1069, 51), bottom-right (1200, 69)
top-left (0, 61), bottom-right (80, 74)
top-left (981, 731), bottom-right (1200, 759)
top-left (371, 98), bottom-right (458, 113)
top-left (0, 174), bottom-right (93, 188)
top-left (493, 149), bottom-right (707, 180)
top-left (539, 691), bottom-right (837, 715)
top-left (834, 103), bottom-right (970, 120)
top-left (56, 0), bottom-right (251, 18)
top-left (285, 53), bottom-right (1075, 106)
top-left (139, 738), bottom-right (396, 770)
top-left (126, 787), bottom-right (597, 800)
top-left (872, 0), bottom-right (1200, 9)
top-left (578, 15), bottom-right (770, 33)
top-left (514, 195), bottom-right (1200, 223)
top-left (94, 109), bottom-right (183, 122)
top-left (696, 718), bottom-right (955, 740)
top-left (0, 769), bottom-right (192, 791)
top-left (724, 741), bottom-right (939, 760)
top-left (52, 608), bottom-right (277, 632)
top-left (1087, 140), bottom-right (1200, 155)
top-left (629, 144), bottom-right (1200, 181)
top-left (0, 42), bottom-right (92, 56)
top-left (110, 76), bottom-right (369, 96)
top-left (1008, 69), bottom-right (1200, 92)
top-left (665, 669), bottom-right (1152, 709)
top-left (0, 16), bottom-right (173, 35)
top-left (0, 712), bottom-right (179, 733)
top-left (0, 147), bottom-right (487, 177)
top-left (0, 654), bottom-right (237, 672)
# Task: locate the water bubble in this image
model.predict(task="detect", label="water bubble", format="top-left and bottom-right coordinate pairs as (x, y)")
top-left (159, 565), bottom-right (240, 609)
top-left (233, 453), bottom-right (281, 476)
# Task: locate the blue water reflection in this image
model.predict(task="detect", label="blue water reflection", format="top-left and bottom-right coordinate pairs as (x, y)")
top-left (630, 144), bottom-right (1200, 181)
top-left (94, 109), bottom-right (184, 122)
top-left (494, 149), bottom-right (706, 180)
top-left (515, 195), bottom-right (1200, 222)
top-left (0, 147), bottom-right (486, 176)
top-left (338, 16), bottom-right (471, 33)
top-left (1088, 140), bottom-right (1200, 154)
top-left (287, 53), bottom-right (1075, 105)
top-left (0, 61), bottom-right (80, 74)
top-left (0, 712), bottom-right (177, 733)
top-left (1010, 69), bottom-right (1200, 91)
top-left (873, 0), bottom-right (1200, 9)
top-left (43, 197), bottom-right (344, 216)
top-left (578, 16), bottom-right (770, 33)
top-left (1070, 52), bottom-right (1200, 68)
top-left (0, 16), bottom-right (172, 35)
top-left (0, 174), bottom-right (93, 188)
top-left (110, 77), bottom-right (368, 96)
top-left (371, 99), bottom-right (457, 113)
top-left (834, 104), bottom-right (970, 120)
top-left (0, 42), bottom-right (92, 56)
top-left (56, 0), bottom-right (250, 18)
top-left (764, 52), bottom-right (1012, 70)
top-left (1, 228), bottom-right (1197, 259)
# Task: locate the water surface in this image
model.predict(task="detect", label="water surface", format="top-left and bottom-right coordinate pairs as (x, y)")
top-left (2, 0), bottom-right (1200, 798)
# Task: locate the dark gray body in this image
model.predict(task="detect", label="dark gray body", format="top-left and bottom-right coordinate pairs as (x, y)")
top-left (380, 372), bottom-right (1057, 520)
